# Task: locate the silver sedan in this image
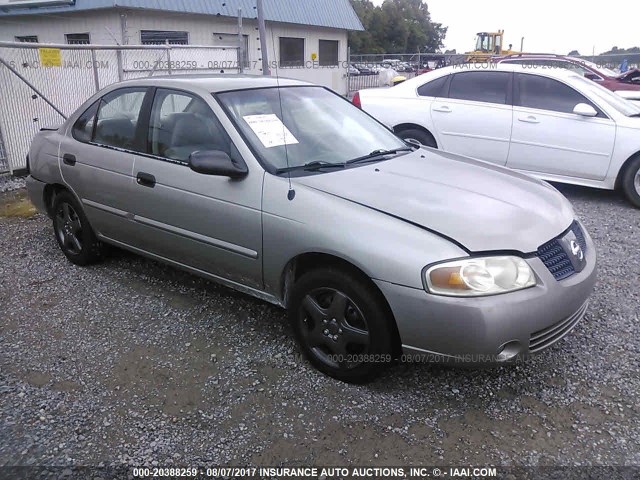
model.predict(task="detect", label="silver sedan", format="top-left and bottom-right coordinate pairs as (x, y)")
top-left (26, 75), bottom-right (597, 382)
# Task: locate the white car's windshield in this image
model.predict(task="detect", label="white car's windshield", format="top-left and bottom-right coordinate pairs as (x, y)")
top-left (572, 75), bottom-right (640, 117)
top-left (217, 86), bottom-right (408, 171)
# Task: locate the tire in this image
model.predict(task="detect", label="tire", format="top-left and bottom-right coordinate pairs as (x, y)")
top-left (397, 128), bottom-right (437, 148)
top-left (289, 267), bottom-right (394, 383)
top-left (621, 155), bottom-right (640, 208)
top-left (52, 190), bottom-right (105, 266)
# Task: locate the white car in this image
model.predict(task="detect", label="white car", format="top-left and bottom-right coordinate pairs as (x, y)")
top-left (354, 64), bottom-right (640, 207)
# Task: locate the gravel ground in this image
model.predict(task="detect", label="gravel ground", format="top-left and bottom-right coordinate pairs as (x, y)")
top-left (0, 182), bottom-right (639, 471)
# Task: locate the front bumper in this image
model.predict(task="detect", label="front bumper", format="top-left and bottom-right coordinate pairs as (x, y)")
top-left (376, 223), bottom-right (597, 365)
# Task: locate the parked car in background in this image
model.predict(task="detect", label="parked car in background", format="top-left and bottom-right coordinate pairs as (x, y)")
top-left (348, 64), bottom-right (360, 76)
top-left (496, 54), bottom-right (640, 93)
top-left (26, 75), bottom-right (596, 382)
top-left (354, 63), bottom-right (375, 75)
top-left (354, 64), bottom-right (640, 207)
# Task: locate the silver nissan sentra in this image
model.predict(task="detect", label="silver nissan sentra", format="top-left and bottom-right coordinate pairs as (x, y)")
top-left (26, 75), bottom-right (597, 382)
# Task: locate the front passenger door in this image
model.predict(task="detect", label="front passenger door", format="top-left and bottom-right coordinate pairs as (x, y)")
top-left (507, 73), bottom-right (616, 180)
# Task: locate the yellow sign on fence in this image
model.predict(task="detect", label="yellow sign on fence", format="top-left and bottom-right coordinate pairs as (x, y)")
top-left (38, 48), bottom-right (62, 67)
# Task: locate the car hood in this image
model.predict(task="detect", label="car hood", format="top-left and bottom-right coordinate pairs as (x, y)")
top-left (294, 149), bottom-right (574, 253)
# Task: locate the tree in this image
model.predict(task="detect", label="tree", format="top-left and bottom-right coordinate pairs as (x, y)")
top-left (348, 0), bottom-right (447, 54)
top-left (567, 50), bottom-right (580, 56)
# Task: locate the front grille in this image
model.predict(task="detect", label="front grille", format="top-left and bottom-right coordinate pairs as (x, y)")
top-left (536, 221), bottom-right (586, 281)
top-left (529, 301), bottom-right (588, 352)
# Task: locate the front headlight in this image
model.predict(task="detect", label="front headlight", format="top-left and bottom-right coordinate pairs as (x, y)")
top-left (425, 256), bottom-right (536, 297)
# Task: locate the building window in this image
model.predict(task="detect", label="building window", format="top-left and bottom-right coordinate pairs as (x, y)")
top-left (213, 33), bottom-right (249, 67)
top-left (65, 33), bottom-right (90, 45)
top-left (141, 30), bottom-right (189, 45)
top-left (279, 37), bottom-right (304, 67)
top-left (15, 35), bottom-right (38, 43)
top-left (319, 40), bottom-right (339, 66)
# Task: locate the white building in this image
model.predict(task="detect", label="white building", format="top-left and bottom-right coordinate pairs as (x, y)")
top-left (0, 0), bottom-right (364, 93)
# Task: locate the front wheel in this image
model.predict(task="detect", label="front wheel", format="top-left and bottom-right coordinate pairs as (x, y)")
top-left (621, 155), bottom-right (640, 208)
top-left (289, 268), bottom-right (395, 383)
top-left (52, 190), bottom-right (105, 265)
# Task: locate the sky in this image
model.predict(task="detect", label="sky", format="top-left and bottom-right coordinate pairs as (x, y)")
top-left (370, 0), bottom-right (640, 56)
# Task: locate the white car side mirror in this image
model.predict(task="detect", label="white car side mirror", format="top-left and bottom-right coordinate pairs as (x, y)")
top-left (573, 103), bottom-right (598, 117)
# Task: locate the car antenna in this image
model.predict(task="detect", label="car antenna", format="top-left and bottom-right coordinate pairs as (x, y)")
top-left (269, 29), bottom-right (295, 200)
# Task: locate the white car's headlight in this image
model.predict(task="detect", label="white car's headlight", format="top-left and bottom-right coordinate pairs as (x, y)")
top-left (424, 256), bottom-right (536, 297)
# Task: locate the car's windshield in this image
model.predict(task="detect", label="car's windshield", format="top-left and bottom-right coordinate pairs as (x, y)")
top-left (216, 86), bottom-right (407, 171)
top-left (571, 75), bottom-right (640, 117)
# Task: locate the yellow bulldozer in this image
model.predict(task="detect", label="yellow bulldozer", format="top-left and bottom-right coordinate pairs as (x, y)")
top-left (465, 30), bottom-right (521, 62)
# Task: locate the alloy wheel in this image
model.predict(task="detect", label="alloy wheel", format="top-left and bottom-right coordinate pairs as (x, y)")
top-left (298, 287), bottom-right (370, 369)
top-left (55, 202), bottom-right (83, 255)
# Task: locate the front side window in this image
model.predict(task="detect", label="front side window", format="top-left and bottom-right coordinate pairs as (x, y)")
top-left (279, 37), bottom-right (304, 67)
top-left (93, 88), bottom-right (147, 150)
top-left (217, 86), bottom-right (407, 171)
top-left (319, 40), bottom-right (339, 66)
top-left (149, 89), bottom-right (232, 162)
top-left (516, 74), bottom-right (600, 115)
top-left (448, 71), bottom-right (510, 105)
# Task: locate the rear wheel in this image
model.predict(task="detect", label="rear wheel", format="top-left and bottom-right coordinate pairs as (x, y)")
top-left (621, 155), bottom-right (640, 208)
top-left (289, 267), bottom-right (394, 383)
top-left (397, 128), bottom-right (437, 148)
top-left (52, 191), bottom-right (104, 265)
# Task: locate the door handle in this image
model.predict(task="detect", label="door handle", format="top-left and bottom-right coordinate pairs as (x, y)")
top-left (62, 153), bottom-right (76, 166)
top-left (433, 105), bottom-right (452, 113)
top-left (136, 172), bottom-right (156, 188)
top-left (518, 115), bottom-right (540, 124)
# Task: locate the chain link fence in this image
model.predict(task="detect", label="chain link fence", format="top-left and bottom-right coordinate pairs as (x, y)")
top-left (0, 41), bottom-right (240, 174)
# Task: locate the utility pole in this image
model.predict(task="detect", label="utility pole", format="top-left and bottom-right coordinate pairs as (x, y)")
top-left (257, 0), bottom-right (270, 75)
top-left (520, 37), bottom-right (524, 52)
top-left (237, 8), bottom-right (244, 74)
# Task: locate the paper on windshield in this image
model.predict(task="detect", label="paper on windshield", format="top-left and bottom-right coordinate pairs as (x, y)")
top-left (242, 114), bottom-right (299, 148)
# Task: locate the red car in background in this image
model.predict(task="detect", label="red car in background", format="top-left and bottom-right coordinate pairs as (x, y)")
top-left (495, 54), bottom-right (640, 92)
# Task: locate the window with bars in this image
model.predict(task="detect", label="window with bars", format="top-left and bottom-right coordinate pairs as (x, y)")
top-left (65, 33), bottom-right (90, 45)
top-left (279, 37), bottom-right (304, 67)
top-left (141, 30), bottom-right (189, 45)
top-left (213, 32), bottom-right (249, 67)
top-left (15, 35), bottom-right (39, 43)
top-left (319, 40), bottom-right (339, 66)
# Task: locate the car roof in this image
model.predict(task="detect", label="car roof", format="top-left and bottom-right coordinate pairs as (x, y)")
top-left (434, 63), bottom-right (580, 79)
top-left (113, 74), bottom-right (313, 92)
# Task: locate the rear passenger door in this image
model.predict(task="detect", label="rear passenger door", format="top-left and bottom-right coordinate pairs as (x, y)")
top-left (129, 88), bottom-right (263, 289)
top-left (507, 73), bottom-right (616, 180)
top-left (59, 87), bottom-right (150, 243)
top-left (429, 70), bottom-right (513, 165)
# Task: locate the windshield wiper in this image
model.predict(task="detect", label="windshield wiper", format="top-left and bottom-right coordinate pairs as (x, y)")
top-left (345, 147), bottom-right (414, 165)
top-left (276, 160), bottom-right (346, 174)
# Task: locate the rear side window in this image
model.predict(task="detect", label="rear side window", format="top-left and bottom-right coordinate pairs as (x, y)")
top-left (417, 75), bottom-right (448, 97)
top-left (448, 71), bottom-right (510, 105)
top-left (72, 101), bottom-right (99, 143)
top-left (94, 88), bottom-right (147, 150)
top-left (516, 74), bottom-right (601, 115)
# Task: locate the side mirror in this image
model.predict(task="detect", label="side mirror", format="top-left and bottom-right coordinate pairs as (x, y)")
top-left (584, 72), bottom-right (600, 81)
top-left (573, 103), bottom-right (598, 117)
top-left (188, 150), bottom-right (248, 178)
